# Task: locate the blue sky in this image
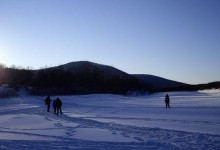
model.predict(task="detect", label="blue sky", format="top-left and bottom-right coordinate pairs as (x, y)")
top-left (0, 0), bottom-right (220, 84)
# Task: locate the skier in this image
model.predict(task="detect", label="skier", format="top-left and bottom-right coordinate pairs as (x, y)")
top-left (165, 94), bottom-right (170, 108)
top-left (45, 96), bottom-right (51, 112)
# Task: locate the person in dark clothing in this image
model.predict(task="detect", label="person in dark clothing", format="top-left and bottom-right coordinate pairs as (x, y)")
top-left (56, 97), bottom-right (62, 115)
top-left (165, 94), bottom-right (170, 108)
top-left (45, 96), bottom-right (51, 112)
top-left (52, 99), bottom-right (57, 114)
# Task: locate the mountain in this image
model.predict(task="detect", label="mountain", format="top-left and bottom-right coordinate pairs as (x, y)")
top-left (30, 61), bottom-right (150, 95)
top-left (3, 61), bottom-right (219, 95)
top-left (60, 61), bottom-right (133, 78)
top-left (133, 74), bottom-right (188, 89)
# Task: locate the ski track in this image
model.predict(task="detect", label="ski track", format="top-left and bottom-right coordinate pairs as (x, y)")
top-left (0, 93), bottom-right (220, 149)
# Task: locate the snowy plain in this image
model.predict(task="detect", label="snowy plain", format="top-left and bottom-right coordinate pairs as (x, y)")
top-left (0, 90), bottom-right (220, 149)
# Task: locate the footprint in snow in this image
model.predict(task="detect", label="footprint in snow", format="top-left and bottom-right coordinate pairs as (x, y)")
top-left (133, 137), bottom-right (145, 142)
top-left (112, 131), bottom-right (117, 135)
top-left (121, 133), bottom-right (130, 138)
top-left (55, 123), bottom-right (63, 127)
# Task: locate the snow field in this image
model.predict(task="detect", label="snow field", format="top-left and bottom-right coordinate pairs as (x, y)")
top-left (0, 90), bottom-right (220, 149)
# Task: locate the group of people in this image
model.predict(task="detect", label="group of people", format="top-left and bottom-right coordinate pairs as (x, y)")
top-left (45, 96), bottom-right (63, 115)
top-left (45, 94), bottom-right (170, 114)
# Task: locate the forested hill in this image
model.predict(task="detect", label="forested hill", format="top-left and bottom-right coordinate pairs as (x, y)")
top-left (0, 61), bottom-right (219, 95)
top-left (0, 61), bottom-right (149, 95)
top-left (31, 61), bottom-right (151, 94)
top-left (133, 74), bottom-right (187, 89)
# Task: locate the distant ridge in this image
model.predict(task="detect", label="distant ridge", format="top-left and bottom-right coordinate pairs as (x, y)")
top-left (133, 74), bottom-right (188, 89)
top-left (30, 61), bottom-right (150, 95)
top-left (60, 61), bottom-right (130, 77)
top-left (1, 61), bottom-right (219, 95)
top-left (50, 61), bottom-right (187, 88)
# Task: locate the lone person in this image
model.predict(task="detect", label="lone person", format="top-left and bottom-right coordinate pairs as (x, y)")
top-left (165, 94), bottom-right (170, 108)
top-left (45, 96), bottom-right (51, 112)
top-left (56, 97), bottom-right (62, 115)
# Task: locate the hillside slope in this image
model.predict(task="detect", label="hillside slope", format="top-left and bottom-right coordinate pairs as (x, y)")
top-left (133, 74), bottom-right (188, 89)
top-left (31, 61), bottom-right (150, 94)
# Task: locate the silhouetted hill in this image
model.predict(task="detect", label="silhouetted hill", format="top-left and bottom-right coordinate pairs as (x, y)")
top-left (159, 81), bottom-right (220, 92)
top-left (61, 61), bottom-right (132, 78)
top-left (133, 74), bottom-right (188, 89)
top-left (31, 61), bottom-right (150, 95)
top-left (0, 61), bottom-right (219, 95)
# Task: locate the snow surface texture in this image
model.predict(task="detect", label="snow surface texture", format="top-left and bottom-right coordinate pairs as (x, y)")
top-left (0, 90), bottom-right (220, 149)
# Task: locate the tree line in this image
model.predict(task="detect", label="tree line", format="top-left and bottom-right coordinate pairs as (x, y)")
top-left (0, 63), bottom-right (219, 95)
top-left (151, 81), bottom-right (220, 92)
top-left (0, 64), bottom-right (148, 95)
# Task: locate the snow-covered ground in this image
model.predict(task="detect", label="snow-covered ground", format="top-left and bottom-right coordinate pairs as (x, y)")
top-left (0, 90), bottom-right (220, 149)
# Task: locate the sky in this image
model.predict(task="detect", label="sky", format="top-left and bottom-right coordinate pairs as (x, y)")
top-left (0, 0), bottom-right (220, 84)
